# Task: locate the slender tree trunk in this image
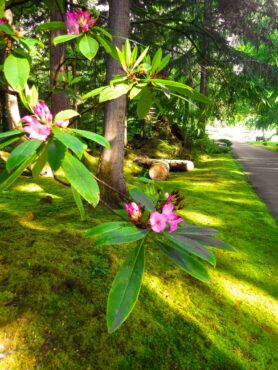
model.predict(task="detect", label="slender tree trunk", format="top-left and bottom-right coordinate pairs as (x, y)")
top-left (4, 9), bottom-right (21, 130)
top-left (198, 0), bottom-right (211, 136)
top-left (98, 0), bottom-right (130, 207)
top-left (50, 1), bottom-right (69, 115)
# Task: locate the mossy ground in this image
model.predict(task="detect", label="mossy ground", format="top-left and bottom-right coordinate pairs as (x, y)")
top-left (248, 141), bottom-right (278, 152)
top-left (0, 154), bottom-right (277, 369)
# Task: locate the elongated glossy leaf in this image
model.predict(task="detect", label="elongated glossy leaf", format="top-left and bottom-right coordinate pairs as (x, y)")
top-left (53, 34), bottom-right (79, 45)
top-left (130, 188), bottom-right (156, 211)
top-left (6, 139), bottom-right (41, 173)
top-left (94, 227), bottom-right (148, 246)
top-left (175, 225), bottom-right (218, 236)
top-left (53, 126), bottom-right (87, 159)
top-left (156, 241), bottom-right (209, 282)
top-left (32, 142), bottom-right (49, 178)
top-left (129, 86), bottom-right (142, 100)
top-left (137, 88), bottom-right (152, 119)
top-left (0, 153), bottom-right (37, 192)
top-left (78, 34), bottom-right (99, 60)
top-left (99, 84), bottom-right (130, 103)
top-left (54, 109), bottom-right (79, 122)
top-left (132, 46), bottom-right (150, 70)
top-left (0, 24), bottom-right (14, 35)
top-left (68, 129), bottom-right (110, 149)
top-left (4, 54), bottom-right (30, 90)
top-left (0, 135), bottom-right (23, 150)
top-left (165, 233), bottom-right (216, 266)
top-left (151, 48), bottom-right (162, 73)
top-left (82, 86), bottom-right (107, 100)
top-left (157, 54), bottom-right (171, 73)
top-left (0, 130), bottom-right (23, 139)
top-left (131, 45), bottom-right (138, 65)
top-left (17, 37), bottom-right (44, 50)
top-left (85, 221), bottom-right (131, 238)
top-left (107, 239), bottom-right (145, 333)
top-left (47, 140), bottom-right (66, 172)
top-left (188, 235), bottom-right (233, 250)
top-left (36, 21), bottom-right (66, 32)
top-left (124, 39), bottom-right (132, 67)
top-left (94, 26), bottom-right (113, 40)
top-left (71, 186), bottom-right (86, 221)
top-left (61, 152), bottom-right (99, 206)
top-left (96, 34), bottom-right (111, 53)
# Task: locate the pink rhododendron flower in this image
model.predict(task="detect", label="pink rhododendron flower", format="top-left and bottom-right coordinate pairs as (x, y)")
top-left (124, 202), bottom-right (142, 222)
top-left (65, 11), bottom-right (79, 35)
top-left (33, 102), bottom-right (53, 124)
top-left (65, 10), bottom-right (95, 35)
top-left (162, 202), bottom-right (183, 233)
top-left (22, 116), bottom-right (51, 141)
top-left (149, 212), bottom-right (168, 233)
top-left (166, 193), bottom-right (174, 202)
top-left (0, 19), bottom-right (5, 24)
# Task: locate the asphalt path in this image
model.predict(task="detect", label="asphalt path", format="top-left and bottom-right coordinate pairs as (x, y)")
top-left (232, 142), bottom-right (278, 222)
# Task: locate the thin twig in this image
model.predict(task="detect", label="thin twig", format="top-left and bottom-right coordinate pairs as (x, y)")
top-left (99, 199), bottom-right (127, 221)
top-left (93, 174), bottom-right (130, 202)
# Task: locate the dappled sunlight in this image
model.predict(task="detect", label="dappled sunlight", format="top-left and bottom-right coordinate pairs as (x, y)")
top-left (18, 219), bottom-right (48, 232)
top-left (214, 273), bottom-right (278, 328)
top-left (15, 183), bottom-right (44, 193)
top-left (181, 209), bottom-right (223, 227)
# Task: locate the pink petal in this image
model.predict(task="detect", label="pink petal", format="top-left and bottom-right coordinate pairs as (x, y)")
top-left (21, 115), bottom-right (39, 125)
top-left (149, 212), bottom-right (168, 233)
top-left (162, 202), bottom-right (174, 216)
top-left (23, 122), bottom-right (51, 141)
top-left (33, 102), bottom-right (53, 124)
top-left (82, 24), bottom-right (89, 32)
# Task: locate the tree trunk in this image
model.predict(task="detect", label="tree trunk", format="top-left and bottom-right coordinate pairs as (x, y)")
top-left (98, 0), bottom-right (130, 207)
top-left (4, 9), bottom-right (21, 130)
top-left (50, 1), bottom-right (69, 115)
top-left (198, 0), bottom-right (211, 136)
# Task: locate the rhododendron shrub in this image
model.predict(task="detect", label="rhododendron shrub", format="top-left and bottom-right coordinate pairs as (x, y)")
top-left (86, 184), bottom-right (233, 333)
top-left (0, 5), bottom-right (232, 334)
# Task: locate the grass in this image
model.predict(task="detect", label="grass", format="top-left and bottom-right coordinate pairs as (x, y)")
top-left (0, 154), bottom-right (277, 369)
top-left (248, 141), bottom-right (278, 152)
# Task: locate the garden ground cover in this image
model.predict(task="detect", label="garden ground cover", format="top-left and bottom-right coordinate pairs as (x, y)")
top-left (0, 153), bottom-right (277, 369)
top-left (248, 141), bottom-right (278, 152)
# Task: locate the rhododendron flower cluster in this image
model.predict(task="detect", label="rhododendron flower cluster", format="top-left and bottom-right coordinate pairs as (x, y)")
top-left (150, 201), bottom-right (183, 233)
top-left (21, 102), bottom-right (68, 141)
top-left (66, 10), bottom-right (96, 35)
top-left (0, 19), bottom-right (5, 24)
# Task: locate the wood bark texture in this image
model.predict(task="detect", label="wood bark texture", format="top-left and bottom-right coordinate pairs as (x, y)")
top-left (98, 0), bottom-right (130, 207)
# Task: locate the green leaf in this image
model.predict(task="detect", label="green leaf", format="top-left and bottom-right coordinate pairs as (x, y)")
top-left (47, 140), bottom-right (66, 172)
top-left (68, 129), bottom-right (110, 149)
top-left (0, 2), bottom-right (5, 18)
top-left (0, 130), bottom-right (23, 139)
top-left (82, 86), bottom-right (107, 100)
top-left (17, 37), bottom-right (44, 50)
top-left (137, 88), bottom-right (152, 119)
top-left (78, 34), bottom-right (99, 61)
top-left (6, 139), bottom-right (41, 173)
top-left (53, 126), bottom-right (87, 159)
top-left (96, 34), bottom-right (111, 53)
top-left (116, 46), bottom-right (128, 72)
top-left (131, 45), bottom-right (138, 65)
top-left (0, 135), bottom-right (23, 150)
top-left (86, 222), bottom-right (149, 246)
top-left (157, 54), bottom-right (171, 73)
top-left (53, 34), bottom-right (79, 45)
top-left (129, 86), bottom-right (142, 100)
top-left (71, 186), bottom-right (86, 221)
top-left (54, 109), bottom-right (80, 122)
top-left (107, 239), bottom-right (145, 333)
top-left (61, 152), bottom-right (99, 206)
top-left (32, 142), bottom-right (50, 179)
top-left (165, 233), bottom-right (216, 266)
top-left (132, 46), bottom-right (150, 70)
top-left (0, 24), bottom-right (14, 35)
top-left (94, 26), bottom-right (113, 40)
top-left (0, 153), bottom-right (37, 192)
top-left (130, 188), bottom-right (156, 211)
top-left (4, 53), bottom-right (30, 91)
top-left (124, 39), bottom-right (132, 67)
top-left (156, 241), bottom-right (209, 283)
top-left (175, 224), bottom-right (218, 236)
top-left (151, 48), bottom-right (162, 73)
top-left (99, 84), bottom-right (130, 103)
top-left (185, 235), bottom-right (233, 250)
top-left (85, 221), bottom-right (131, 238)
top-left (36, 21), bottom-right (66, 32)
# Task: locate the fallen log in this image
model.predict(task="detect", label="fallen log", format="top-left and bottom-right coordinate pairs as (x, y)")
top-left (149, 161), bottom-right (170, 180)
top-left (134, 158), bottom-right (194, 172)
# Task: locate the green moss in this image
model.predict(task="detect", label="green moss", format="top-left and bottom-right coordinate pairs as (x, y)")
top-left (0, 154), bottom-right (277, 369)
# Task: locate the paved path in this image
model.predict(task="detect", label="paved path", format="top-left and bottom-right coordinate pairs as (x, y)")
top-left (232, 142), bottom-right (278, 221)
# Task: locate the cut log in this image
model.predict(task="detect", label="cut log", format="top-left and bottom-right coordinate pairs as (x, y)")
top-left (149, 161), bottom-right (169, 180)
top-left (134, 158), bottom-right (194, 172)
